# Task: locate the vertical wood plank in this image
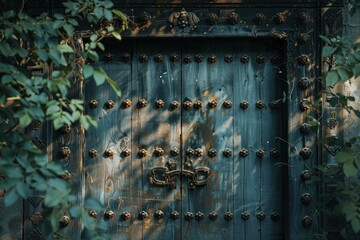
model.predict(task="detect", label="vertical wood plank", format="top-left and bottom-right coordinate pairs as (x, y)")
top-left (181, 39), bottom-right (235, 239)
top-left (84, 39), bottom-right (132, 239)
top-left (259, 40), bottom-right (285, 239)
top-left (132, 39), bottom-right (181, 240)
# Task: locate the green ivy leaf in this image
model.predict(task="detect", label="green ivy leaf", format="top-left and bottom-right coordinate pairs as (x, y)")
top-left (69, 205), bottom-right (82, 218)
top-left (111, 31), bottom-right (121, 40)
top-left (94, 7), bottom-right (103, 19)
top-left (320, 35), bottom-right (332, 44)
top-left (93, 70), bottom-right (106, 85)
top-left (337, 67), bottom-right (353, 81)
top-left (106, 76), bottom-right (121, 97)
top-left (4, 188), bottom-right (19, 207)
top-left (322, 45), bottom-right (337, 56)
top-left (84, 199), bottom-right (103, 211)
top-left (325, 70), bottom-right (340, 87)
top-left (343, 161), bottom-right (358, 177)
top-left (57, 44), bottom-right (74, 53)
top-left (83, 65), bottom-right (94, 79)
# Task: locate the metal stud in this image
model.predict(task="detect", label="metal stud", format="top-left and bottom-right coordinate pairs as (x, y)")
top-left (301, 216), bottom-right (313, 228)
top-left (256, 100), bottom-right (265, 109)
top-left (105, 100), bottom-right (115, 109)
top-left (300, 147), bottom-right (312, 160)
top-left (122, 99), bottom-right (131, 108)
top-left (223, 100), bottom-right (233, 108)
top-left (89, 99), bottom-right (98, 109)
top-left (186, 148), bottom-right (195, 157)
top-left (298, 33), bottom-right (310, 44)
top-left (171, 211), bottom-right (180, 220)
top-left (207, 13), bottom-right (219, 25)
top-left (273, 12), bottom-right (287, 24)
top-left (185, 212), bottom-right (193, 221)
top-left (223, 148), bottom-right (232, 157)
top-left (228, 12), bottom-right (240, 25)
top-left (299, 99), bottom-right (311, 111)
top-left (138, 12), bottom-right (152, 24)
top-left (167, 160), bottom-right (177, 170)
top-left (300, 123), bottom-right (311, 135)
top-left (256, 149), bottom-right (265, 158)
top-left (155, 210), bottom-right (164, 219)
top-left (61, 170), bottom-right (72, 182)
top-left (171, 147), bottom-right (180, 156)
top-left (195, 212), bottom-right (204, 221)
top-left (257, 212), bottom-right (266, 221)
top-left (241, 212), bottom-right (250, 220)
top-left (271, 212), bottom-right (280, 221)
top-left (59, 215), bottom-right (71, 228)
top-left (154, 147), bottom-right (164, 157)
top-left (209, 211), bottom-right (218, 220)
top-left (256, 55), bottom-right (265, 64)
top-left (270, 100), bottom-right (281, 109)
top-left (183, 100), bottom-right (193, 110)
top-left (270, 56), bottom-right (279, 64)
top-left (138, 99), bottom-right (148, 108)
top-left (208, 148), bottom-right (217, 158)
top-left (121, 211), bottom-right (131, 220)
top-left (208, 99), bottom-right (217, 109)
top-left (208, 55), bottom-right (217, 63)
top-left (240, 100), bottom-right (249, 109)
top-left (105, 148), bottom-right (114, 157)
top-left (155, 99), bottom-right (165, 108)
top-left (154, 54), bottom-right (163, 62)
top-left (239, 148), bottom-right (249, 157)
top-left (139, 211), bottom-right (148, 220)
top-left (170, 100), bottom-right (180, 109)
top-left (224, 54), bottom-right (233, 63)
top-left (60, 124), bottom-right (71, 134)
top-left (298, 12), bottom-right (312, 25)
top-left (122, 148), bottom-right (131, 157)
top-left (299, 77), bottom-right (310, 90)
top-left (326, 117), bottom-right (338, 130)
top-left (195, 148), bottom-right (204, 157)
top-left (224, 212), bottom-right (233, 221)
top-left (59, 146), bottom-right (71, 158)
top-left (30, 212), bottom-right (42, 225)
top-left (170, 53), bottom-right (179, 62)
top-left (270, 148), bottom-right (280, 158)
top-left (138, 149), bottom-right (148, 158)
top-left (121, 53), bottom-right (131, 62)
top-left (253, 13), bottom-right (266, 25)
top-left (184, 55), bottom-right (192, 63)
top-left (89, 149), bottom-right (98, 158)
top-left (300, 170), bottom-right (312, 181)
top-left (139, 54), bottom-right (148, 63)
top-left (184, 159), bottom-right (193, 169)
top-left (301, 193), bottom-right (312, 205)
top-left (195, 54), bottom-right (203, 63)
top-left (194, 100), bottom-right (203, 109)
top-left (298, 54), bottom-right (310, 65)
top-left (241, 55), bottom-right (249, 64)
top-left (89, 210), bottom-right (98, 218)
top-left (104, 210), bottom-right (115, 220)
top-left (104, 53), bottom-right (113, 62)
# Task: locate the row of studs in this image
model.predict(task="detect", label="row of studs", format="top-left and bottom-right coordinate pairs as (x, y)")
top-left (90, 98), bottom-right (314, 112)
top-left (90, 209), bottom-right (313, 228)
top-left (89, 99), bottom-right (285, 110)
top-left (103, 53), bottom-right (310, 65)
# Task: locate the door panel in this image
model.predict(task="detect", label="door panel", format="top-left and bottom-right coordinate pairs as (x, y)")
top-left (85, 38), bottom-right (285, 239)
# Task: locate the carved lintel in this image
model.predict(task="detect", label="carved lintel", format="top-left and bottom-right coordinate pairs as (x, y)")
top-left (168, 8), bottom-right (200, 30)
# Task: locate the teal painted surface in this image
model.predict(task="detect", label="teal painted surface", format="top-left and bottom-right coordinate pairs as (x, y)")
top-left (84, 38), bottom-right (286, 239)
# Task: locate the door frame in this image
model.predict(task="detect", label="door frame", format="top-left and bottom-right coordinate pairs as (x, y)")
top-left (23, 2), bottom-right (344, 239)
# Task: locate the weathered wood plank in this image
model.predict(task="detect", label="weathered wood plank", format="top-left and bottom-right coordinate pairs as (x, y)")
top-left (132, 39), bottom-right (181, 240)
top-left (84, 40), bottom-right (132, 239)
top-left (259, 40), bottom-right (285, 239)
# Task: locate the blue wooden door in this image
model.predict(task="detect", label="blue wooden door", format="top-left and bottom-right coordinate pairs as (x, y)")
top-left (85, 38), bottom-right (286, 239)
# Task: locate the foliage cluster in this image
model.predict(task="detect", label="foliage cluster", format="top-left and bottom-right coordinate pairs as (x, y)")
top-left (0, 0), bottom-right (126, 238)
top-left (320, 33), bottom-right (360, 236)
